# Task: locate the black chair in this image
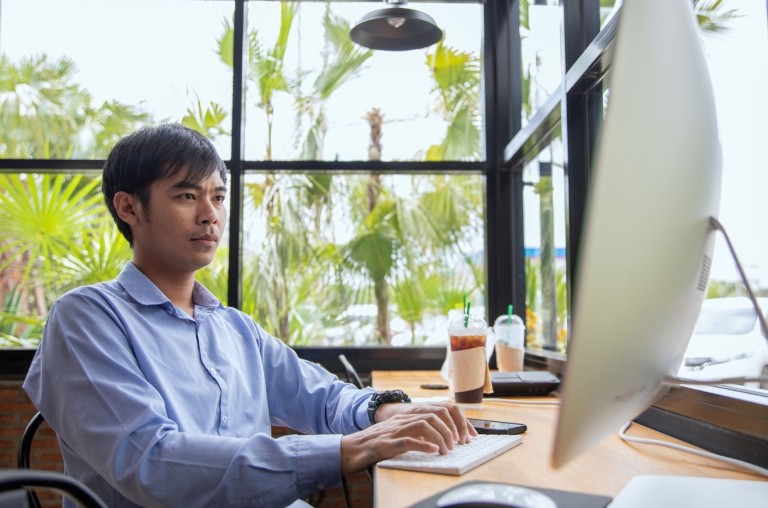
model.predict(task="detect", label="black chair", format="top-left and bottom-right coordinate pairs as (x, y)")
top-left (16, 412), bottom-right (47, 508)
top-left (17, 412), bottom-right (45, 472)
top-left (338, 354), bottom-right (366, 389)
top-left (337, 355), bottom-right (376, 508)
top-left (0, 470), bottom-right (107, 508)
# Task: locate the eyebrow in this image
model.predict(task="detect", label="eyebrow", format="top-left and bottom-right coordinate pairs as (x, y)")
top-left (172, 180), bottom-right (227, 193)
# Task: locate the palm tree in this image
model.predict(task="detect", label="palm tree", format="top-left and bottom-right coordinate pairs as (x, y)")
top-left (0, 53), bottom-right (149, 344)
top-left (424, 41), bottom-right (482, 161)
top-left (0, 54), bottom-right (149, 159)
top-left (335, 37), bottom-right (484, 344)
top-left (215, 2), bottom-right (373, 342)
top-left (362, 108), bottom-right (390, 341)
top-left (294, 6), bottom-right (373, 159)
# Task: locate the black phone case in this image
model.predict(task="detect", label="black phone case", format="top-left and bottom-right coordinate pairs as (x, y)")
top-left (469, 418), bottom-right (527, 435)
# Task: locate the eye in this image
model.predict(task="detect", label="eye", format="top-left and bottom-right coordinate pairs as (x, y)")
top-left (181, 193), bottom-right (195, 200)
top-left (214, 195), bottom-right (227, 202)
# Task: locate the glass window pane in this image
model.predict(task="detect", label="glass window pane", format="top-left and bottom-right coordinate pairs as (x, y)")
top-left (522, 136), bottom-right (568, 353)
top-left (520, 0), bottom-right (562, 130)
top-left (600, 0), bottom-right (622, 30)
top-left (677, 0), bottom-right (768, 392)
top-left (0, 172), bottom-right (125, 346)
top-left (241, 172), bottom-right (486, 346)
top-left (0, 0), bottom-right (234, 159)
top-left (0, 170), bottom-right (230, 348)
top-left (244, 2), bottom-right (483, 162)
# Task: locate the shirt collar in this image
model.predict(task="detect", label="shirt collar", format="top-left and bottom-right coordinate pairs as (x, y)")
top-left (117, 262), bottom-right (222, 311)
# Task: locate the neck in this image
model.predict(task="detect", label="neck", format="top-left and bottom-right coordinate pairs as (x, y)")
top-left (131, 261), bottom-right (197, 315)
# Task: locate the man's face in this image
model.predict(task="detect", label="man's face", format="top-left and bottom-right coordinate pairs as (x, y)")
top-left (129, 169), bottom-right (228, 277)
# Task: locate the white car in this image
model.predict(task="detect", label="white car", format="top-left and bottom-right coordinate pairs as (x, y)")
top-left (677, 297), bottom-right (768, 389)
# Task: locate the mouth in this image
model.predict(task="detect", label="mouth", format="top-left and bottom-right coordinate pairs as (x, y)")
top-left (192, 233), bottom-right (219, 244)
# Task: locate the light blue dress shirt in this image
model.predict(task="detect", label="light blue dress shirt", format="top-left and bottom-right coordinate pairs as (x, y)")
top-left (24, 262), bottom-right (375, 508)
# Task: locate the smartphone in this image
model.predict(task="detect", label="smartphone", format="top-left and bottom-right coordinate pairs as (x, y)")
top-left (467, 418), bottom-right (527, 435)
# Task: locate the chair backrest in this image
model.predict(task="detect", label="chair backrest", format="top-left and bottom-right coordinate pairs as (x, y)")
top-left (17, 412), bottom-right (45, 471)
top-left (0, 470), bottom-right (107, 508)
top-left (338, 354), bottom-right (365, 389)
top-left (16, 412), bottom-right (46, 508)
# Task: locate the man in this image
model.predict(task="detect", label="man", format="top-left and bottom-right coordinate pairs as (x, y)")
top-left (23, 123), bottom-right (475, 507)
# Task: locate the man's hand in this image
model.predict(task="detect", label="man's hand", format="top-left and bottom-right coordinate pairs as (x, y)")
top-left (340, 402), bottom-right (478, 475)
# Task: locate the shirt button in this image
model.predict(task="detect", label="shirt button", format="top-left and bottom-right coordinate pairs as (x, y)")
top-left (210, 368), bottom-right (217, 375)
top-left (222, 416), bottom-right (228, 423)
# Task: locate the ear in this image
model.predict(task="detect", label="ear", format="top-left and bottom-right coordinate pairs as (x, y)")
top-left (113, 191), bottom-right (141, 225)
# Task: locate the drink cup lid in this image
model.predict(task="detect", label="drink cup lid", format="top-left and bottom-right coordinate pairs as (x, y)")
top-left (493, 314), bottom-right (524, 328)
top-left (448, 313), bottom-right (488, 334)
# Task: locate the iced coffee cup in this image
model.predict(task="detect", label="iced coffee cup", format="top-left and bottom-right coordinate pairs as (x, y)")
top-left (448, 314), bottom-right (490, 405)
top-left (494, 313), bottom-right (525, 372)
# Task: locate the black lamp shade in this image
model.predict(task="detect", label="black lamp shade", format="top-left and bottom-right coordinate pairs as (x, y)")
top-left (350, 7), bottom-right (443, 51)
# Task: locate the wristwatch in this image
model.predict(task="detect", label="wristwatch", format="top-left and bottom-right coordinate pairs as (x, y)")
top-left (367, 389), bottom-right (412, 425)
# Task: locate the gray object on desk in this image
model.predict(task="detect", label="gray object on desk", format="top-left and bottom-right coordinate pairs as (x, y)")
top-left (488, 371), bottom-right (561, 397)
top-left (410, 480), bottom-right (611, 508)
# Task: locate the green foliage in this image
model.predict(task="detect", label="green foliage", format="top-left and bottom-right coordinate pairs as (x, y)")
top-left (694, 0), bottom-right (741, 34)
top-left (51, 220), bottom-right (131, 290)
top-left (181, 92), bottom-right (231, 140)
top-left (425, 41), bottom-right (482, 161)
top-left (0, 287), bottom-right (44, 347)
top-left (0, 54), bottom-right (149, 159)
top-left (0, 174), bottom-right (134, 345)
top-left (0, 174), bottom-right (104, 279)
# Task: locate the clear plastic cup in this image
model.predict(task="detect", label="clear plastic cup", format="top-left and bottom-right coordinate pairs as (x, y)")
top-left (493, 314), bottom-right (525, 371)
top-left (448, 314), bottom-right (488, 404)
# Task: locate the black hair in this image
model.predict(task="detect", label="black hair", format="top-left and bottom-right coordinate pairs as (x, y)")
top-left (102, 123), bottom-right (227, 246)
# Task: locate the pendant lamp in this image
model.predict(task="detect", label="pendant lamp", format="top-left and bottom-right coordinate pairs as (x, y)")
top-left (350, 0), bottom-right (443, 51)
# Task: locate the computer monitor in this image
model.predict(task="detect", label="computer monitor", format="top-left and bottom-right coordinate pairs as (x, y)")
top-left (551, 0), bottom-right (722, 468)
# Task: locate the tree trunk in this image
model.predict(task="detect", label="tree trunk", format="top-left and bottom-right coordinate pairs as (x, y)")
top-left (366, 108), bottom-right (390, 344)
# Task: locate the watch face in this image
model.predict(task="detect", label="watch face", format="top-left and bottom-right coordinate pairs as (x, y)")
top-left (374, 390), bottom-right (409, 403)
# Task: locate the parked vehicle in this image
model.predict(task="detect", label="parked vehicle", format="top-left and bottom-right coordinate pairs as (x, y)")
top-left (678, 297), bottom-right (768, 389)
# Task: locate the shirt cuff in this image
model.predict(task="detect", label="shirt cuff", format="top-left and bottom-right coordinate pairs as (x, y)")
top-left (355, 389), bottom-right (376, 429)
top-left (296, 434), bottom-right (343, 495)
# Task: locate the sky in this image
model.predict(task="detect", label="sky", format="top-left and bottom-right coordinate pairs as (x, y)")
top-left (1, 0), bottom-right (766, 288)
top-left (702, 0), bottom-right (768, 286)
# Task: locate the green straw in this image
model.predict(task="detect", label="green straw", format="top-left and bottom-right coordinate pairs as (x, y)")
top-left (464, 301), bottom-right (471, 327)
top-left (507, 304), bottom-right (513, 342)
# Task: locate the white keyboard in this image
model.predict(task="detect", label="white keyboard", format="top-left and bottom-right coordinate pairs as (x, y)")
top-left (377, 434), bottom-right (523, 475)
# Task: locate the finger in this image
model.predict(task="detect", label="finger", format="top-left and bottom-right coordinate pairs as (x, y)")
top-left (440, 403), bottom-right (474, 443)
top-left (418, 403), bottom-right (475, 444)
top-left (415, 404), bottom-right (460, 444)
top-left (443, 405), bottom-right (477, 443)
top-left (390, 413), bottom-right (455, 454)
top-left (420, 412), bottom-right (458, 452)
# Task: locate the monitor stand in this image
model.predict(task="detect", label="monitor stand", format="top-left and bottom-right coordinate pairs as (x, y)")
top-left (709, 217), bottom-right (768, 341)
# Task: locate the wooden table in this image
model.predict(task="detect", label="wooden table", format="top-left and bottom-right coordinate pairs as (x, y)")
top-left (372, 371), bottom-right (766, 507)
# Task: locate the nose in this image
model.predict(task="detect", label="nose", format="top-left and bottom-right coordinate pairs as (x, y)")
top-left (198, 200), bottom-right (219, 225)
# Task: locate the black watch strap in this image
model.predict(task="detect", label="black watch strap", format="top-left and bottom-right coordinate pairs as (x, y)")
top-left (367, 389), bottom-right (411, 425)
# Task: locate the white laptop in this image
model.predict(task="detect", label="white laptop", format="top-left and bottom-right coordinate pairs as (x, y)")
top-left (609, 475), bottom-right (768, 508)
